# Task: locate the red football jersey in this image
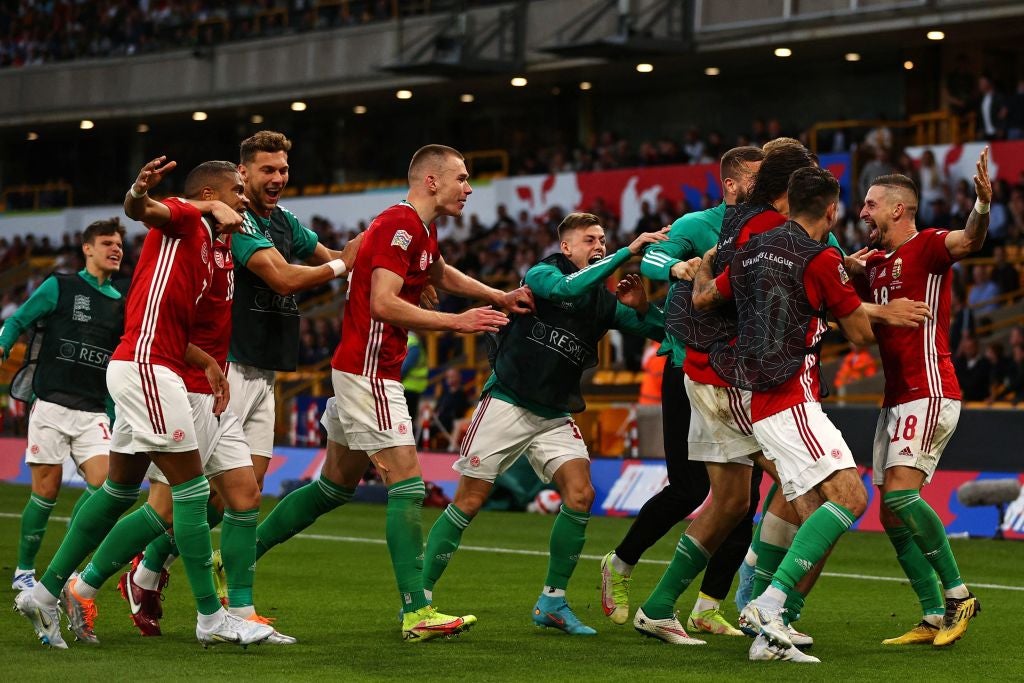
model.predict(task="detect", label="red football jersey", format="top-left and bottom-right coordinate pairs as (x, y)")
top-left (332, 202), bottom-right (440, 382)
top-left (716, 249), bottom-right (861, 421)
top-left (866, 229), bottom-right (961, 406)
top-left (112, 198), bottom-right (213, 377)
top-left (183, 236), bottom-right (234, 394)
top-left (685, 209), bottom-right (786, 387)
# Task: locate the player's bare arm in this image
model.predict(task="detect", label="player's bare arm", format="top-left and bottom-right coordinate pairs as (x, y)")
top-left (371, 267), bottom-right (509, 334)
top-left (615, 274), bottom-right (649, 315)
top-left (124, 155), bottom-right (177, 226)
top-left (186, 200), bottom-right (244, 234)
top-left (861, 298), bottom-right (932, 328)
top-left (946, 146), bottom-right (991, 259)
top-left (306, 232), bottom-right (364, 273)
top-left (184, 343), bottom-right (230, 415)
top-left (836, 305), bottom-right (875, 346)
top-left (691, 246), bottom-right (726, 310)
top-left (246, 246), bottom-right (348, 296)
top-left (428, 255), bottom-right (535, 314)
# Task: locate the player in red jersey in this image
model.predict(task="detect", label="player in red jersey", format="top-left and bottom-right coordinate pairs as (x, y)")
top-left (15, 158), bottom-right (272, 650)
top-left (860, 147), bottom-right (990, 647)
top-left (693, 168), bottom-right (928, 661)
top-left (254, 144), bottom-right (533, 642)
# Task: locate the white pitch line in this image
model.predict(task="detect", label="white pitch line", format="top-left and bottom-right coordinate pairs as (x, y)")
top-left (4, 512), bottom-right (1021, 592)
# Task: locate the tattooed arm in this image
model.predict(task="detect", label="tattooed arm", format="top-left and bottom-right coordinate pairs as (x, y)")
top-left (946, 146), bottom-right (991, 259)
top-left (691, 246), bottom-right (730, 311)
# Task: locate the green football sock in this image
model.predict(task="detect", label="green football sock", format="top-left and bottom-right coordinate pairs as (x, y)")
top-left (423, 504), bottom-right (472, 592)
top-left (751, 541), bottom-right (789, 600)
top-left (142, 532), bottom-right (177, 573)
top-left (255, 475), bottom-right (354, 560)
top-left (18, 492), bottom-right (56, 571)
top-left (544, 504), bottom-right (591, 592)
top-left (783, 590), bottom-right (805, 625)
top-left (386, 477), bottom-right (428, 613)
top-left (40, 479), bottom-right (140, 598)
top-left (641, 533), bottom-right (710, 619)
top-left (222, 508), bottom-right (259, 609)
top-left (80, 503), bottom-right (169, 590)
top-left (771, 502), bottom-right (857, 593)
top-left (68, 484), bottom-right (99, 526)
top-left (171, 476), bottom-right (221, 615)
top-left (750, 483), bottom-right (780, 557)
top-left (884, 490), bottom-right (965, 592)
top-left (206, 500), bottom-right (225, 529)
top-left (884, 523), bottom-right (944, 616)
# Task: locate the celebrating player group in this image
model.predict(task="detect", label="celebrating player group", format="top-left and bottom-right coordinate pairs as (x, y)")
top-left (2, 131), bottom-right (990, 662)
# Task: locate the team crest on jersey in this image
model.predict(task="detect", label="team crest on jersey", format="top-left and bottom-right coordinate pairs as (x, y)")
top-left (214, 247), bottom-right (225, 269)
top-left (391, 229), bottom-right (413, 251)
top-left (892, 257), bottom-right (902, 280)
top-left (419, 251), bottom-right (428, 270)
top-left (837, 264), bottom-right (850, 285)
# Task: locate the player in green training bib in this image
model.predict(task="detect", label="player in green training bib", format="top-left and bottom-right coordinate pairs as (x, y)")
top-left (422, 212), bottom-right (699, 635)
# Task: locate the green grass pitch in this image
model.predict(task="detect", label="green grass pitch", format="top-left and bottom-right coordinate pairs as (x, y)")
top-left (0, 482), bottom-right (1020, 681)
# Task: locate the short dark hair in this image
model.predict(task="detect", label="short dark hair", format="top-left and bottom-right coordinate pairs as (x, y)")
top-left (557, 212), bottom-right (601, 240)
top-left (748, 145), bottom-right (816, 206)
top-left (82, 218), bottom-right (125, 245)
top-left (408, 144), bottom-right (464, 183)
top-left (720, 146), bottom-right (765, 183)
top-left (240, 130), bottom-right (292, 164)
top-left (787, 167), bottom-right (840, 219)
top-left (184, 160), bottom-right (239, 197)
top-left (871, 173), bottom-right (919, 201)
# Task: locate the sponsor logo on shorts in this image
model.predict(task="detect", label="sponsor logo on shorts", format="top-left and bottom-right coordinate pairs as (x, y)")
top-left (391, 229), bottom-right (413, 250)
top-left (831, 448), bottom-right (842, 460)
top-left (899, 446), bottom-right (914, 457)
top-left (470, 456), bottom-right (481, 468)
top-left (398, 423), bottom-right (408, 435)
top-left (172, 429), bottom-right (185, 442)
top-left (30, 444), bottom-right (39, 455)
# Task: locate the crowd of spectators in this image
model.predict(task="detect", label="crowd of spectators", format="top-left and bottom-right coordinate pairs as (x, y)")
top-left (0, 0), bottom-right (458, 68)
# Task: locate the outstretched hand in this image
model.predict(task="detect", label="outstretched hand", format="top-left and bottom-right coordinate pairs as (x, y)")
top-left (844, 247), bottom-right (878, 277)
top-left (628, 226), bottom-right (670, 255)
top-left (500, 285), bottom-right (535, 314)
top-left (974, 146), bottom-right (992, 205)
top-left (615, 273), bottom-right (649, 314)
top-left (132, 155), bottom-right (177, 195)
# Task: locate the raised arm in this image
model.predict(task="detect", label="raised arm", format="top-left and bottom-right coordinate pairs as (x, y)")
top-left (124, 156), bottom-right (176, 227)
top-left (945, 146), bottom-right (991, 259)
top-left (429, 255), bottom-right (534, 314)
top-left (371, 268), bottom-right (511, 334)
top-left (0, 277), bottom-right (60, 364)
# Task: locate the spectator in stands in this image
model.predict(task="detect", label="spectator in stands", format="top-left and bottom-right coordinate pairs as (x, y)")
top-left (993, 343), bottom-right (1024, 403)
top-left (833, 342), bottom-right (878, 396)
top-left (297, 330), bottom-right (322, 366)
top-left (918, 149), bottom-right (948, 225)
top-left (633, 201), bottom-right (661, 235)
top-left (950, 178), bottom-right (975, 228)
top-left (682, 127), bottom-right (705, 163)
top-left (859, 146), bottom-right (894, 201)
top-left (1007, 78), bottom-right (1024, 140)
top-left (0, 290), bottom-right (18, 321)
top-left (750, 118), bottom-right (768, 146)
top-left (864, 117), bottom-right (893, 152)
top-left (954, 336), bottom-right (993, 401)
top-left (985, 341), bottom-right (1014, 400)
top-left (990, 245), bottom-right (1020, 297)
top-left (950, 288), bottom-right (976, 355)
top-left (1008, 185), bottom-right (1024, 244)
top-left (402, 330), bottom-right (429, 426)
top-left (976, 73), bottom-right (1008, 141)
top-left (313, 317), bottom-right (339, 351)
top-left (945, 53), bottom-right (975, 117)
top-left (987, 179), bottom-right (1011, 244)
top-left (492, 204), bottom-right (516, 231)
top-left (930, 196), bottom-right (953, 229)
top-left (967, 264), bottom-right (1000, 314)
top-left (435, 368), bottom-right (470, 441)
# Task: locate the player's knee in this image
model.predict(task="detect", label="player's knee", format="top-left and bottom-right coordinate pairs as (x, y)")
top-left (563, 483), bottom-right (595, 512)
top-left (878, 501), bottom-right (900, 528)
top-left (841, 482), bottom-right (869, 518)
